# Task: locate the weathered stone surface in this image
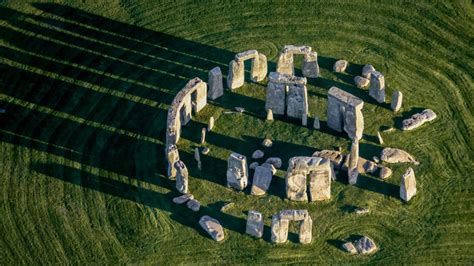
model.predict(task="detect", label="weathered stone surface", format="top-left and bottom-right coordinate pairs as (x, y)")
top-left (235, 50), bottom-right (258, 62)
top-left (220, 202), bottom-right (234, 212)
top-left (199, 215), bottom-right (225, 242)
top-left (400, 167), bottom-right (416, 202)
top-left (195, 148), bottom-right (201, 170)
top-left (235, 107), bottom-right (245, 113)
top-left (200, 128), bottom-right (206, 144)
top-left (344, 99), bottom-right (365, 140)
top-left (369, 71), bottom-right (385, 103)
top-left (261, 163), bottom-right (277, 175)
top-left (251, 165), bottom-right (273, 196)
top-left (249, 162), bottom-right (259, 170)
top-left (302, 113), bottom-right (308, 126)
top-left (379, 166), bottom-right (392, 179)
top-left (302, 51), bottom-right (319, 78)
top-left (354, 76), bottom-right (369, 88)
top-left (278, 209), bottom-right (309, 221)
top-left (343, 242), bottom-right (358, 254)
top-left (333, 59), bottom-right (348, 72)
top-left (265, 157), bottom-right (282, 169)
top-left (347, 140), bottom-right (359, 185)
top-left (286, 173), bottom-right (308, 201)
top-left (342, 156), bottom-right (378, 174)
top-left (246, 211), bottom-right (264, 238)
top-left (262, 138), bottom-right (273, 148)
top-left (166, 144), bottom-right (180, 177)
top-left (252, 150), bottom-right (264, 159)
top-left (313, 116), bottom-right (320, 129)
top-left (286, 157), bottom-right (332, 201)
top-left (308, 161), bottom-right (332, 201)
top-left (354, 208), bottom-right (370, 215)
top-left (253, 53), bottom-right (268, 82)
top-left (266, 108), bottom-right (273, 121)
top-left (208, 67), bottom-right (223, 100)
top-left (380, 148), bottom-right (419, 164)
top-left (286, 83), bottom-right (308, 119)
top-left (377, 131), bottom-right (384, 144)
top-left (276, 51), bottom-right (294, 75)
top-left (208, 116), bottom-right (214, 131)
top-left (271, 214), bottom-right (289, 243)
top-left (299, 216), bottom-right (313, 244)
top-left (187, 199), bottom-right (200, 212)
top-left (362, 64), bottom-right (375, 79)
top-left (327, 87), bottom-right (364, 140)
top-left (266, 72), bottom-right (307, 120)
top-left (354, 236), bottom-right (377, 254)
top-left (172, 193), bottom-right (193, 204)
top-left (226, 152), bottom-right (248, 190)
top-left (283, 45), bottom-right (312, 54)
top-left (401, 109), bottom-right (437, 131)
top-left (273, 210), bottom-right (312, 244)
top-left (175, 160), bottom-right (189, 194)
top-left (312, 150), bottom-right (345, 170)
top-left (202, 147), bottom-right (210, 155)
top-left (373, 156), bottom-right (380, 163)
top-left (227, 59), bottom-right (244, 89)
top-left (391, 91), bottom-right (403, 112)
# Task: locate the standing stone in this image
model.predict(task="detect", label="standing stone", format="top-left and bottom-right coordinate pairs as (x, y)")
top-left (227, 59), bottom-right (244, 89)
top-left (266, 108), bottom-right (274, 121)
top-left (369, 71), bottom-right (385, 103)
top-left (195, 148), bottom-right (202, 170)
top-left (265, 79), bottom-right (286, 115)
top-left (200, 128), bottom-right (206, 144)
top-left (276, 52), bottom-right (294, 75)
top-left (400, 167), bottom-right (416, 202)
top-left (271, 215), bottom-right (289, 243)
top-left (302, 113), bottom-right (308, 126)
top-left (226, 152), bottom-right (248, 190)
top-left (333, 60), bottom-right (348, 72)
top-left (313, 116), bottom-right (320, 129)
top-left (286, 173), bottom-right (308, 201)
top-left (286, 83), bottom-right (308, 120)
top-left (246, 210), bottom-right (264, 238)
top-left (299, 216), bottom-right (313, 244)
top-left (348, 140), bottom-right (359, 185)
top-left (208, 116), bottom-right (214, 131)
top-left (175, 160), bottom-right (189, 194)
top-left (327, 87), bottom-right (364, 140)
top-left (199, 215), bottom-right (225, 242)
top-left (391, 91), bottom-right (403, 112)
top-left (354, 76), bottom-right (370, 88)
top-left (166, 144), bottom-right (180, 177)
top-left (362, 64), bottom-right (375, 79)
top-left (344, 99), bottom-right (364, 141)
top-left (377, 131), bottom-right (384, 144)
top-left (208, 67), bottom-right (223, 100)
top-left (302, 51), bottom-right (319, 78)
top-left (308, 160), bottom-right (332, 201)
top-left (251, 165), bottom-right (273, 196)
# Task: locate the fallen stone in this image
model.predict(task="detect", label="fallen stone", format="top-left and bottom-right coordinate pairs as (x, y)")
top-left (401, 109), bottom-right (437, 131)
top-left (246, 210), bottom-right (264, 238)
top-left (379, 166), bottom-right (392, 179)
top-left (252, 149), bottom-right (264, 159)
top-left (199, 215), bottom-right (225, 242)
top-left (354, 236), bottom-right (377, 254)
top-left (312, 150), bottom-right (345, 170)
top-left (261, 162), bottom-right (277, 175)
top-left (251, 165), bottom-right (273, 196)
top-left (235, 107), bottom-right (245, 113)
top-left (249, 162), bottom-right (259, 170)
top-left (195, 148), bottom-right (202, 170)
top-left (391, 91), bottom-right (403, 112)
top-left (382, 127), bottom-right (396, 133)
top-left (347, 140), bottom-right (359, 185)
top-left (342, 156), bottom-right (379, 174)
top-left (373, 156), bottom-right (380, 163)
top-left (271, 214), bottom-right (289, 243)
top-left (354, 208), bottom-right (370, 215)
top-left (400, 167), bottom-right (416, 202)
top-left (313, 116), bottom-right (320, 129)
top-left (333, 59), bottom-right (348, 72)
top-left (202, 147), bottom-right (210, 155)
top-left (220, 202), bottom-right (234, 212)
top-left (377, 131), bottom-right (384, 144)
top-left (362, 64), bottom-right (375, 79)
top-left (262, 138), bottom-right (273, 148)
top-left (172, 194), bottom-right (193, 204)
top-left (186, 199), bottom-right (201, 212)
top-left (354, 76), bottom-right (369, 88)
top-left (343, 242), bottom-right (358, 254)
top-left (208, 116), bottom-right (214, 131)
top-left (266, 108), bottom-right (274, 121)
top-left (265, 157), bottom-right (282, 169)
top-left (380, 148), bottom-right (419, 164)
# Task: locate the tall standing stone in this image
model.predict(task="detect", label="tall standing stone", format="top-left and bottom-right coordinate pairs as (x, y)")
top-left (253, 53), bottom-right (268, 82)
top-left (313, 116), bottom-right (320, 129)
top-left (299, 216), bottom-right (313, 244)
top-left (286, 83), bottom-right (308, 120)
top-left (308, 159), bottom-right (332, 201)
top-left (208, 67), bottom-right (223, 100)
top-left (208, 116), bottom-right (214, 131)
top-left (362, 64), bottom-right (375, 79)
top-left (266, 108), bottom-right (274, 121)
top-left (227, 59), bottom-right (244, 89)
top-left (271, 214), bottom-right (289, 243)
top-left (369, 71), bottom-right (385, 103)
top-left (199, 215), bottom-right (225, 242)
top-left (391, 90), bottom-right (403, 112)
top-left (200, 128), bottom-right (206, 144)
top-left (400, 167), bottom-right (416, 202)
top-left (195, 147), bottom-right (201, 170)
top-left (246, 210), bottom-right (264, 238)
top-left (175, 160), bottom-right (189, 194)
top-left (348, 140), bottom-right (359, 185)
top-left (302, 51), bottom-right (319, 78)
top-left (226, 152), bottom-right (248, 190)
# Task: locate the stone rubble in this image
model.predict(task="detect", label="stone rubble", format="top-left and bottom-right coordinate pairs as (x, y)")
top-left (379, 166), bottom-right (392, 179)
top-left (200, 128), bottom-right (206, 144)
top-left (400, 167), bottom-right (417, 202)
top-left (235, 107), bottom-right (245, 113)
top-left (249, 162), bottom-right (259, 170)
top-left (354, 208), bottom-right (370, 215)
top-left (380, 148), bottom-right (419, 164)
top-left (246, 210), bottom-right (264, 238)
top-left (377, 131), bottom-right (384, 144)
top-left (251, 165), bottom-right (273, 196)
top-left (199, 215), bottom-right (225, 242)
top-left (369, 71), bottom-right (385, 103)
top-left (175, 160), bottom-right (189, 194)
top-left (252, 150), bottom-right (264, 159)
top-left (354, 236), bottom-right (377, 254)
top-left (262, 138), bottom-right (273, 148)
top-left (343, 242), bottom-right (358, 254)
top-left (220, 202), bottom-right (234, 212)
top-left (401, 109), bottom-right (437, 131)
top-left (201, 147), bottom-right (210, 155)
top-left (333, 59), bottom-right (348, 72)
top-left (312, 150), bottom-right (345, 170)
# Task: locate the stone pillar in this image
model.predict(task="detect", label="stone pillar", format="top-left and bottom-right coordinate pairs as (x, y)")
top-left (369, 71), bottom-right (385, 103)
top-left (308, 159), bottom-right (332, 201)
top-left (276, 52), bottom-right (294, 75)
top-left (175, 160), bottom-right (188, 193)
top-left (246, 210), bottom-right (264, 238)
top-left (327, 93), bottom-right (343, 132)
top-left (302, 51), bottom-right (319, 78)
top-left (166, 144), bottom-right (179, 177)
top-left (400, 167), bottom-right (416, 202)
top-left (265, 74), bottom-right (286, 115)
top-left (251, 53), bottom-right (267, 82)
top-left (286, 173), bottom-right (308, 201)
top-left (200, 128), bottom-right (206, 144)
top-left (195, 148), bottom-right (201, 170)
top-left (286, 83), bottom-right (308, 120)
top-left (208, 67), bottom-right (223, 100)
top-left (266, 109), bottom-right (274, 121)
top-left (344, 99), bottom-right (364, 141)
top-left (227, 59), bottom-right (244, 89)
top-left (226, 152), bottom-right (248, 190)
top-left (179, 94), bottom-right (193, 125)
top-left (348, 139), bottom-right (359, 185)
top-left (251, 165), bottom-right (273, 196)
top-left (299, 216), bottom-right (313, 244)
top-left (391, 90), bottom-right (403, 112)
top-left (271, 215), bottom-right (289, 243)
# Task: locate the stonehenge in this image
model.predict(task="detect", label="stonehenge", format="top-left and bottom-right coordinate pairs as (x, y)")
top-left (402, 109), bottom-right (437, 131)
top-left (354, 76), bottom-right (370, 88)
top-left (166, 144), bottom-right (180, 177)
top-left (286, 156), bottom-right (332, 201)
top-left (271, 210), bottom-right (312, 244)
top-left (400, 167), bottom-right (417, 202)
top-left (327, 87), bottom-right (364, 140)
top-left (347, 140), bottom-right (359, 185)
top-left (333, 59), bottom-right (348, 72)
top-left (226, 152), bottom-right (248, 190)
top-left (175, 160), bottom-right (189, 194)
top-left (251, 165), bottom-right (273, 196)
top-left (208, 67), bottom-right (223, 100)
top-left (276, 45), bottom-right (319, 78)
top-left (391, 91), bottom-right (403, 112)
top-left (369, 71), bottom-right (385, 103)
top-left (227, 50), bottom-right (267, 89)
top-left (246, 210), bottom-right (264, 238)
top-left (199, 215), bottom-right (225, 242)
top-left (265, 72), bottom-right (308, 122)
top-left (172, 194), bottom-right (193, 204)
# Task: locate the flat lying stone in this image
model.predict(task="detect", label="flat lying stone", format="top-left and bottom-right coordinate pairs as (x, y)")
top-left (199, 215), bottom-right (225, 242)
top-left (379, 166), bottom-right (392, 179)
top-left (252, 150), bottom-right (264, 159)
top-left (377, 131), bottom-right (384, 144)
top-left (249, 162), bottom-right (259, 170)
top-left (261, 162), bottom-right (277, 175)
top-left (265, 157), bottom-right (282, 169)
top-left (246, 210), bottom-right (264, 238)
top-left (354, 76), bottom-right (369, 88)
top-left (186, 199), bottom-right (200, 212)
top-left (172, 194), bottom-right (193, 204)
top-left (343, 242), bottom-right (358, 254)
top-left (251, 165), bottom-right (273, 196)
top-left (380, 148), bottom-right (419, 164)
top-left (220, 202), bottom-right (234, 212)
top-left (354, 208), bottom-right (370, 215)
top-left (312, 150), bottom-right (345, 170)
top-left (362, 64), bottom-right (375, 79)
top-left (262, 138), bottom-right (273, 148)
top-left (333, 60), bottom-right (348, 72)
top-left (354, 236), bottom-right (377, 254)
top-left (401, 109), bottom-right (437, 131)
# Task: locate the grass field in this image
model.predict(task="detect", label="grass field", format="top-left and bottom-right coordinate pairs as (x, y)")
top-left (0, 1), bottom-right (473, 264)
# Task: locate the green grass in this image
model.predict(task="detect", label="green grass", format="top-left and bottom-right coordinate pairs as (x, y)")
top-left (0, 1), bottom-right (473, 264)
